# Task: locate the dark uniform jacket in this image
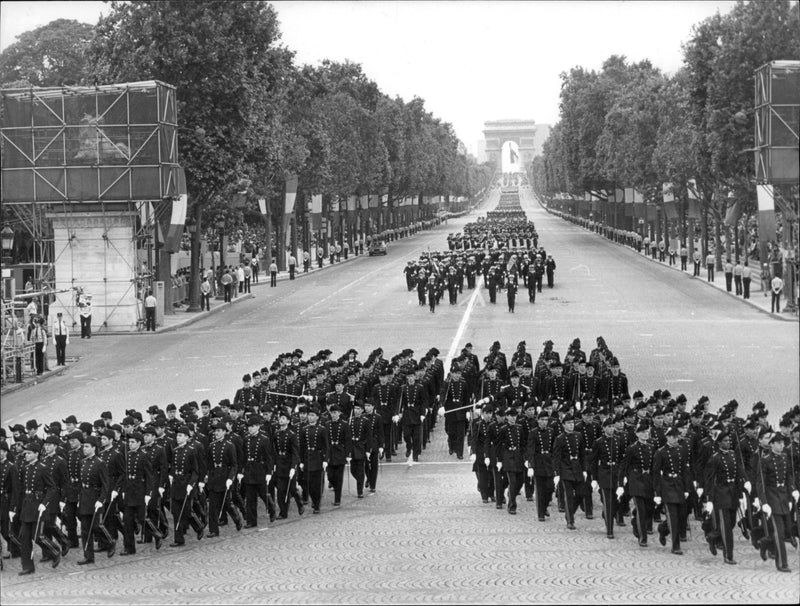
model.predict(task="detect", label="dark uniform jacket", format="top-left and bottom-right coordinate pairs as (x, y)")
top-left (620, 440), bottom-right (656, 498)
top-left (64, 447), bottom-right (83, 503)
top-left (205, 439), bottom-right (237, 492)
top-left (142, 443), bottom-right (169, 495)
top-left (496, 423), bottom-right (525, 472)
top-left (273, 428), bottom-right (300, 478)
top-left (652, 444), bottom-right (692, 504)
top-left (349, 416), bottom-right (370, 460)
top-left (363, 413), bottom-right (383, 452)
top-left (78, 455), bottom-right (109, 516)
top-left (553, 431), bottom-right (586, 482)
top-left (526, 426), bottom-right (556, 477)
top-left (121, 448), bottom-right (154, 506)
top-left (756, 452), bottom-right (796, 515)
top-left (703, 448), bottom-right (745, 510)
top-left (171, 443), bottom-right (199, 495)
top-left (0, 458), bottom-right (19, 517)
top-left (17, 460), bottom-right (56, 523)
top-left (326, 420), bottom-right (351, 466)
top-left (241, 433), bottom-right (273, 485)
top-left (590, 434), bottom-right (624, 490)
top-left (40, 453), bottom-right (68, 513)
top-left (399, 383), bottom-right (426, 426)
top-left (299, 424), bottom-right (329, 471)
top-left (442, 378), bottom-right (470, 422)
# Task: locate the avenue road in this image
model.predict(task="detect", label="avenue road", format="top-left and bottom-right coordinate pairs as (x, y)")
top-left (1, 187), bottom-right (798, 604)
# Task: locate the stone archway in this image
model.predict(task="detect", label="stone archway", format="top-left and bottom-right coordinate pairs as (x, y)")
top-left (482, 120), bottom-right (551, 170)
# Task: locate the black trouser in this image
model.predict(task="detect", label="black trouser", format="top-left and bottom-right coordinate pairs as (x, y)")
top-left (506, 471), bottom-right (523, 511)
top-left (383, 424), bottom-right (394, 461)
top-left (507, 292), bottom-right (515, 312)
top-left (562, 479), bottom-right (580, 525)
top-left (80, 315), bottom-right (91, 337)
top-left (171, 495), bottom-right (199, 544)
top-left (528, 286), bottom-right (536, 303)
top-left (306, 469), bottom-right (323, 509)
top-left (707, 264), bottom-right (714, 282)
top-left (122, 502), bottom-right (145, 553)
top-left (350, 459), bottom-right (365, 496)
top-left (765, 512), bottom-right (790, 569)
top-left (447, 420), bottom-right (466, 457)
top-left (18, 520), bottom-right (38, 572)
top-left (34, 342), bottom-right (45, 374)
top-left (662, 502), bottom-right (681, 550)
top-left (714, 507), bottom-right (735, 560)
top-left (145, 306), bottom-right (156, 331)
top-left (494, 467), bottom-right (508, 504)
top-left (693, 261), bottom-right (700, 276)
top-left (734, 275), bottom-right (742, 295)
top-left (428, 292), bottom-right (436, 312)
top-left (743, 277), bottom-right (751, 298)
top-left (208, 489), bottom-right (239, 534)
top-left (725, 272), bottom-right (733, 292)
top-left (79, 513), bottom-right (99, 562)
top-left (680, 257), bottom-right (687, 270)
top-left (224, 284), bottom-right (231, 302)
top-left (488, 286), bottom-right (496, 303)
top-left (201, 293), bottom-right (210, 311)
top-left (326, 465), bottom-right (345, 504)
top-left (547, 271), bottom-right (554, 287)
top-left (245, 277), bottom-right (251, 292)
top-left (252, 267), bottom-right (259, 282)
top-left (476, 462), bottom-right (492, 500)
top-left (524, 470), bottom-right (535, 499)
top-left (633, 496), bottom-right (653, 543)
top-left (38, 511), bottom-right (65, 558)
top-left (243, 483), bottom-right (268, 526)
top-left (55, 335), bottom-right (67, 365)
top-left (270, 271), bottom-right (277, 287)
top-left (273, 476), bottom-right (301, 517)
top-left (599, 487), bottom-right (617, 535)
top-left (289, 265), bottom-right (295, 280)
top-left (771, 291), bottom-right (781, 313)
top-left (142, 495), bottom-right (165, 542)
top-left (304, 260), bottom-right (310, 272)
top-left (403, 424), bottom-right (422, 458)
top-left (580, 474), bottom-right (593, 516)
top-left (365, 452), bottom-right (379, 491)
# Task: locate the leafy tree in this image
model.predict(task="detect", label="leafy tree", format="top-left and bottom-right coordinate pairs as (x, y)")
top-left (0, 19), bottom-right (95, 86)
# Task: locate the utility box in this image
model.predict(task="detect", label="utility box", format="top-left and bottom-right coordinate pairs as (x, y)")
top-left (154, 281), bottom-right (165, 327)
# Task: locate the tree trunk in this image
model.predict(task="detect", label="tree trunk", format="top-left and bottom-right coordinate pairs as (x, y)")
top-left (714, 211), bottom-right (723, 271)
top-left (187, 202), bottom-right (203, 312)
top-left (700, 201), bottom-right (709, 260)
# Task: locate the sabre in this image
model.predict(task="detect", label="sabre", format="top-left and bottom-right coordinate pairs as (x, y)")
top-left (101, 492), bottom-right (117, 526)
top-left (175, 490), bottom-right (191, 531)
top-left (33, 510), bottom-right (45, 543)
top-left (438, 402), bottom-right (478, 416)
top-left (218, 485), bottom-right (231, 523)
top-left (83, 508), bottom-right (99, 557)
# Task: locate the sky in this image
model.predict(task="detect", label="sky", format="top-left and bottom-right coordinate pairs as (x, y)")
top-left (0, 0), bottom-right (739, 154)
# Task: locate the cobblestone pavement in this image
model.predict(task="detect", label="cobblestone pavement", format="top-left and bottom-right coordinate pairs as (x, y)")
top-left (2, 424), bottom-right (798, 604)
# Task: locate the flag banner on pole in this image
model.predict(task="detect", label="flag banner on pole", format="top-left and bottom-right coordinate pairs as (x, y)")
top-left (330, 198), bottom-right (340, 212)
top-left (510, 147), bottom-right (519, 164)
top-left (624, 188), bottom-right (634, 203)
top-left (347, 195), bottom-right (357, 211)
top-left (360, 195), bottom-right (369, 210)
top-left (663, 201), bottom-right (679, 220)
top-left (284, 174), bottom-right (298, 214)
top-left (163, 167), bottom-right (188, 252)
top-left (616, 188), bottom-right (625, 204)
top-left (687, 199), bottom-right (702, 220)
top-left (633, 189), bottom-right (644, 204)
top-left (687, 179), bottom-right (700, 200)
top-left (258, 197), bottom-right (267, 215)
top-left (369, 195), bottom-right (379, 208)
top-left (382, 194), bottom-right (389, 208)
top-left (662, 183), bottom-right (675, 203)
top-left (311, 194), bottom-right (322, 214)
top-left (756, 184), bottom-right (774, 211)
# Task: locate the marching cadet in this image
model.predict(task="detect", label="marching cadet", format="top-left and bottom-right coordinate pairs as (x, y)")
top-left (240, 415), bottom-right (274, 527)
top-left (205, 422), bottom-right (241, 538)
top-left (469, 404), bottom-right (495, 503)
top-left (325, 405), bottom-right (351, 506)
top-left (372, 370), bottom-right (398, 462)
top-left (702, 430), bottom-right (745, 564)
top-left (326, 378), bottom-right (354, 423)
top-left (756, 433), bottom-right (798, 573)
top-left (506, 276), bottom-right (517, 313)
top-left (525, 410), bottom-right (557, 521)
top-left (119, 432), bottom-right (154, 555)
top-left (170, 426), bottom-right (201, 547)
top-left (76, 436), bottom-right (110, 565)
top-left (619, 422), bottom-right (656, 547)
top-left (442, 364), bottom-right (470, 460)
top-left (490, 408), bottom-right (509, 508)
top-left (97, 429), bottom-right (123, 554)
top-left (14, 442), bottom-right (59, 574)
top-left (141, 427), bottom-right (168, 546)
top-left (39, 435), bottom-right (69, 560)
top-left (590, 417), bottom-right (624, 538)
top-left (273, 410), bottom-right (302, 519)
top-left (496, 407), bottom-right (525, 515)
top-left (299, 407), bottom-right (329, 513)
top-left (553, 413), bottom-right (586, 529)
top-left (1, 441), bottom-right (19, 561)
top-left (652, 427), bottom-right (692, 555)
top-left (398, 368), bottom-right (427, 462)
top-left (362, 400), bottom-right (383, 494)
top-left (348, 401), bottom-right (369, 498)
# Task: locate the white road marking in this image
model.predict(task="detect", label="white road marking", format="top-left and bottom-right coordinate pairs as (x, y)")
top-left (639, 334), bottom-right (653, 337)
top-left (194, 388), bottom-right (211, 392)
top-left (443, 286), bottom-right (482, 371)
top-left (666, 379), bottom-right (695, 383)
top-left (653, 354), bottom-right (672, 357)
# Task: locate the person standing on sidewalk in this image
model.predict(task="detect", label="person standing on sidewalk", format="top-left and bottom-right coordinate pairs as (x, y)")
top-left (680, 244), bottom-right (688, 271)
top-left (317, 244), bottom-right (324, 269)
top-left (693, 248), bottom-right (701, 276)
top-left (144, 290), bottom-right (157, 332)
top-left (269, 259), bottom-right (278, 287)
top-left (52, 312), bottom-right (69, 366)
top-left (771, 274), bottom-right (784, 313)
top-left (706, 251), bottom-right (715, 282)
top-left (723, 259), bottom-right (734, 293)
top-left (220, 269), bottom-right (232, 302)
top-left (236, 264), bottom-right (245, 295)
top-left (79, 296), bottom-right (92, 339)
top-left (742, 262), bottom-right (752, 299)
top-left (303, 250), bottom-right (310, 273)
top-left (243, 262), bottom-right (252, 293)
top-left (200, 278), bottom-right (212, 311)
top-left (288, 253), bottom-right (296, 280)
top-left (761, 263), bottom-right (771, 297)
top-left (733, 260), bottom-right (743, 296)
top-left (250, 256), bottom-right (259, 283)
top-left (31, 317), bottom-right (48, 375)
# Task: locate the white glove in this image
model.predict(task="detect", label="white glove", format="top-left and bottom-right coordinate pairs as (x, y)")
top-left (237, 473), bottom-right (244, 482)
top-left (437, 408), bottom-right (445, 418)
top-left (289, 468), bottom-right (296, 479)
top-left (266, 474), bottom-right (272, 484)
top-left (38, 503), bottom-right (46, 514)
top-left (615, 487), bottom-right (625, 499)
top-left (527, 468), bottom-right (534, 478)
top-left (9, 511), bottom-right (16, 521)
top-left (744, 481), bottom-right (752, 494)
top-left (582, 471), bottom-right (588, 480)
top-left (144, 495), bottom-right (151, 506)
top-left (158, 487), bottom-right (165, 497)
top-left (420, 415), bottom-right (426, 423)
top-left (792, 490), bottom-right (799, 503)
top-left (168, 475), bottom-right (174, 484)
top-left (762, 504), bottom-right (772, 518)
top-left (379, 447), bottom-right (384, 456)
top-left (554, 475), bottom-right (560, 486)
top-left (693, 480), bottom-right (698, 489)
top-left (684, 492), bottom-right (689, 499)
top-left (111, 490), bottom-right (118, 501)
top-left (496, 462), bottom-right (503, 471)
top-left (94, 501), bottom-right (103, 511)
top-left (591, 480), bottom-right (598, 491)
top-left (59, 501), bottom-right (66, 512)
top-left (753, 498), bottom-right (761, 511)
top-left (469, 454), bottom-right (476, 463)
top-left (299, 463), bottom-right (305, 471)
top-left (705, 502), bottom-right (713, 514)
top-left (392, 415), bottom-right (400, 424)
top-left (322, 461), bottom-right (328, 470)
top-left (484, 457), bottom-right (490, 467)
top-left (345, 457), bottom-right (352, 465)
top-left (464, 411), bottom-right (471, 421)
top-left (696, 487), bottom-right (703, 498)
top-left (654, 496), bottom-right (662, 505)
top-left (226, 479), bottom-right (233, 489)
top-left (186, 484), bottom-right (193, 495)
top-left (303, 395), bottom-right (313, 402)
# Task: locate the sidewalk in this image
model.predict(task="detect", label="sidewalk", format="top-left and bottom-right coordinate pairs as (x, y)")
top-left (541, 203), bottom-right (797, 322)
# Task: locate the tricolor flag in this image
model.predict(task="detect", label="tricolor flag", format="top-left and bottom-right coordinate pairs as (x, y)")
top-left (510, 147), bottom-right (519, 164)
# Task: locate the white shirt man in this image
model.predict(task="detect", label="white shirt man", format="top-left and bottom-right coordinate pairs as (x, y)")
top-left (52, 312), bottom-right (70, 365)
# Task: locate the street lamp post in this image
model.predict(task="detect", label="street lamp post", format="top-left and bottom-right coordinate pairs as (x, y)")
top-left (1, 226), bottom-right (14, 265)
